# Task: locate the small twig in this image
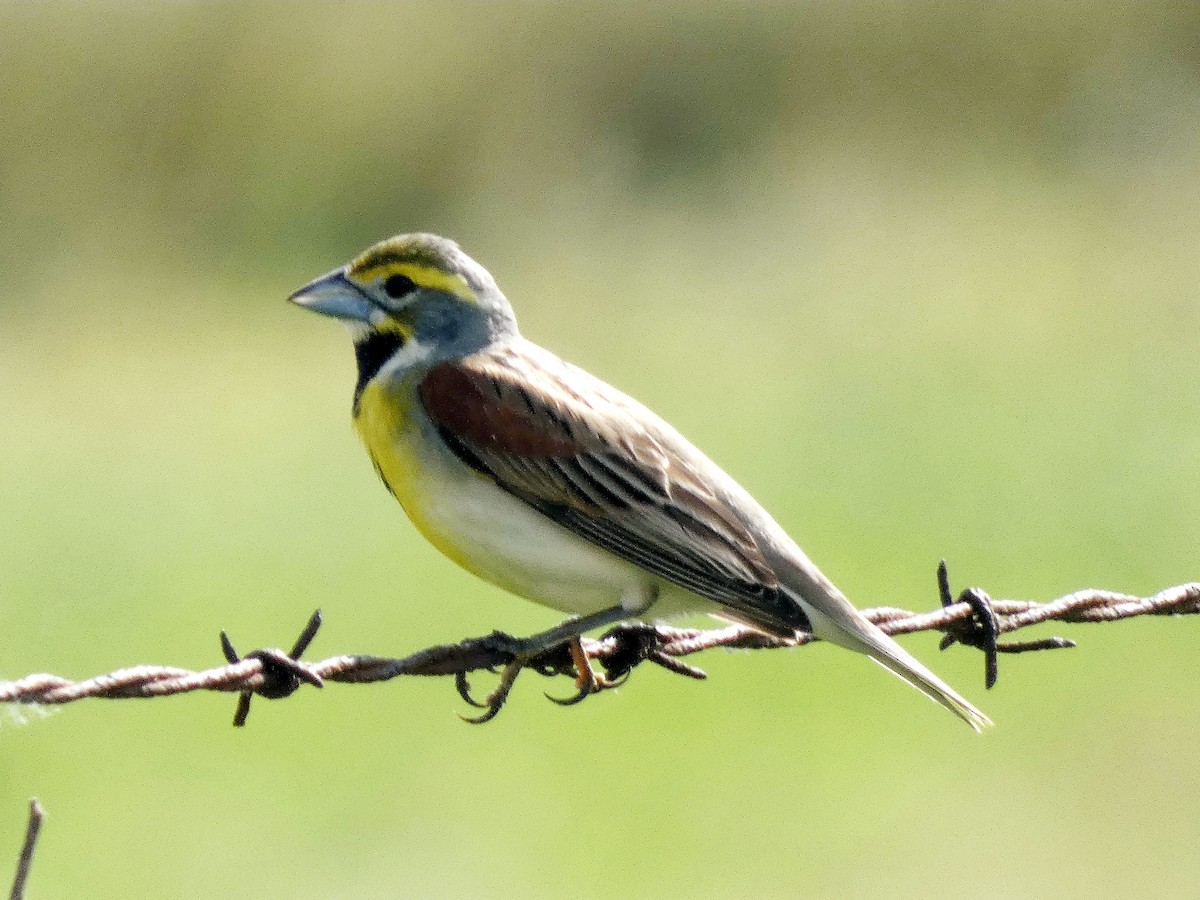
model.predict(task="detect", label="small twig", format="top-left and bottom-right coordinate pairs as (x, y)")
top-left (9, 799), bottom-right (44, 900)
top-left (1, 564), bottom-right (1197, 723)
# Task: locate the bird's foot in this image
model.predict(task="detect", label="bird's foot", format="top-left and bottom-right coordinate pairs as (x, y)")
top-left (452, 611), bottom-right (637, 722)
top-left (458, 656), bottom-right (527, 724)
top-left (454, 631), bottom-right (620, 720)
top-left (544, 636), bottom-right (619, 706)
top-left (453, 631), bottom-right (533, 724)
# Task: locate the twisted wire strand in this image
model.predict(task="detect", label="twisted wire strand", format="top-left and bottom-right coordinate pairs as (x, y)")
top-left (3, 573), bottom-right (1197, 721)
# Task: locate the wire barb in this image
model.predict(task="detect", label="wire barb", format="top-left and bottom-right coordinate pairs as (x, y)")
top-left (933, 560), bottom-right (1076, 690)
top-left (220, 609), bottom-right (325, 726)
top-left (1, 565), bottom-right (1197, 724)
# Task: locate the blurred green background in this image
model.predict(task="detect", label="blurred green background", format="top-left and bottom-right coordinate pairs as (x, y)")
top-left (2, 3), bottom-right (1198, 897)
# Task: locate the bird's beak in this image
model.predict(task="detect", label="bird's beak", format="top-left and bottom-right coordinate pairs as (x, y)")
top-left (288, 268), bottom-right (383, 325)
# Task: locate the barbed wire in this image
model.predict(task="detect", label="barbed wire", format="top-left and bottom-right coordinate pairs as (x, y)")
top-left (2, 562), bottom-right (1197, 725)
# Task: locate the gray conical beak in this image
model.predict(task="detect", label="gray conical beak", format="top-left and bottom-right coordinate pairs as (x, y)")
top-left (288, 268), bottom-right (383, 325)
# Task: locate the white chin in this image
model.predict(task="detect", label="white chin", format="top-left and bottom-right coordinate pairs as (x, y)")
top-left (343, 322), bottom-right (372, 342)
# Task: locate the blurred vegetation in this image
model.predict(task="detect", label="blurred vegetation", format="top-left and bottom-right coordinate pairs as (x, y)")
top-left (1, 3), bottom-right (1198, 898)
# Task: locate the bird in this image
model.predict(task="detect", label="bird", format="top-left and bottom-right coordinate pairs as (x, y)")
top-left (289, 232), bottom-right (991, 730)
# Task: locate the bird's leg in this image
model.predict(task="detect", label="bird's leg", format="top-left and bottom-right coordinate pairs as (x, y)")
top-left (461, 588), bottom-right (656, 722)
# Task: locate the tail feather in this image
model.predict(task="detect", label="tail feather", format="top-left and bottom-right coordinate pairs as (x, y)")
top-left (793, 589), bottom-right (992, 732)
top-left (859, 629), bottom-right (993, 732)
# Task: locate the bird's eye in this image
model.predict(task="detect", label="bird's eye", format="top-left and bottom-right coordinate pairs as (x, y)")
top-left (383, 274), bottom-right (417, 299)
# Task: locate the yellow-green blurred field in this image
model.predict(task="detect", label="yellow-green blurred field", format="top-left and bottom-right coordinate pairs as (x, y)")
top-left (2, 3), bottom-right (1198, 897)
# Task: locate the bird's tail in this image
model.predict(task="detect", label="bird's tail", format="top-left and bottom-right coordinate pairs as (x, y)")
top-left (792, 587), bottom-right (993, 732)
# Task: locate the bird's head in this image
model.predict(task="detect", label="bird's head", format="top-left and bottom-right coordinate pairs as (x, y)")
top-left (289, 233), bottom-right (518, 378)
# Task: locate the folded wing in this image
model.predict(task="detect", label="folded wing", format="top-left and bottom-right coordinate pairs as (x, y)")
top-left (418, 346), bottom-right (808, 635)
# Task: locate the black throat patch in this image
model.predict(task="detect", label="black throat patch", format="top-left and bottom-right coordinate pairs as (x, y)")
top-left (352, 330), bottom-right (405, 414)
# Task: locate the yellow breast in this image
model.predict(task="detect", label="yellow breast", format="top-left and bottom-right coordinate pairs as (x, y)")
top-left (353, 378), bottom-right (457, 558)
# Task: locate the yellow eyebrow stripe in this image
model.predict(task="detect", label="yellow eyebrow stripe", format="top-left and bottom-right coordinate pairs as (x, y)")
top-left (352, 261), bottom-right (476, 303)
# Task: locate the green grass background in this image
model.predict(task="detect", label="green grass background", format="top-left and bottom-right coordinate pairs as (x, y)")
top-left (2, 3), bottom-right (1198, 897)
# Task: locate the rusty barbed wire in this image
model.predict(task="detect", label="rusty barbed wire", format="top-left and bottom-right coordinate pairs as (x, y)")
top-left (2, 563), bottom-right (1197, 725)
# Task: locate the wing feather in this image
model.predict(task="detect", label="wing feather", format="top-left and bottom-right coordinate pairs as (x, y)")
top-left (418, 345), bottom-right (806, 634)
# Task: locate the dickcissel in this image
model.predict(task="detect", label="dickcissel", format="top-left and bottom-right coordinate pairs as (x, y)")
top-left (290, 233), bottom-right (990, 730)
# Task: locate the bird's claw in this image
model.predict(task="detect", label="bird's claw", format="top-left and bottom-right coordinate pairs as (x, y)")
top-left (603, 669), bottom-right (632, 689)
top-left (545, 685), bottom-right (590, 706)
top-left (458, 656), bottom-right (527, 724)
top-left (543, 636), bottom-right (616, 707)
top-left (544, 671), bottom-right (620, 706)
top-left (455, 671), bottom-right (488, 709)
top-left (458, 701), bottom-right (504, 725)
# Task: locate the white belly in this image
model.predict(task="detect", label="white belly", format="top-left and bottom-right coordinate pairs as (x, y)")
top-left (423, 465), bottom-right (726, 622)
top-left (419, 453), bottom-right (652, 614)
top-left (358, 378), bottom-right (718, 622)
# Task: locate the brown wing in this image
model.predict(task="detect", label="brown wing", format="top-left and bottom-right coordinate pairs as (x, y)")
top-left (418, 344), bottom-right (806, 634)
